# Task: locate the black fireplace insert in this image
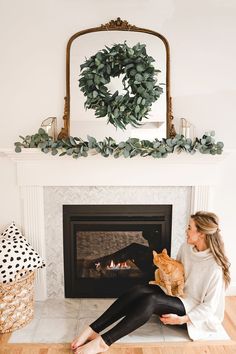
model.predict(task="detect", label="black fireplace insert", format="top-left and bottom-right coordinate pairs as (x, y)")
top-left (63, 204), bottom-right (172, 298)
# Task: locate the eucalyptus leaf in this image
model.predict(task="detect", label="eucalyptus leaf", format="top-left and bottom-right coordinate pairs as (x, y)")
top-left (166, 139), bottom-right (173, 147)
top-left (69, 137), bottom-right (76, 146)
top-left (136, 64), bottom-right (145, 72)
top-left (152, 151), bottom-right (162, 158)
top-left (29, 142), bottom-right (36, 148)
top-left (38, 142), bottom-right (47, 149)
top-left (206, 136), bottom-right (212, 143)
top-left (123, 149), bottom-right (130, 158)
top-left (158, 146), bottom-right (166, 153)
top-left (118, 142), bottom-right (126, 148)
top-left (175, 134), bottom-right (182, 141)
top-left (59, 151), bottom-right (67, 156)
top-left (153, 141), bottom-right (161, 148)
top-left (217, 142), bottom-right (224, 148)
top-left (65, 148), bottom-right (74, 155)
top-left (51, 149), bottom-right (58, 156)
top-left (135, 105), bottom-right (140, 114)
top-left (166, 146), bottom-right (174, 152)
top-left (129, 150), bottom-right (139, 158)
top-left (15, 146), bottom-right (22, 153)
top-left (38, 128), bottom-right (45, 135)
top-left (137, 97), bottom-right (142, 105)
top-left (162, 153), bottom-right (168, 158)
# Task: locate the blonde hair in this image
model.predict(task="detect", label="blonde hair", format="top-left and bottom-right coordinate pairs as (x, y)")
top-left (191, 211), bottom-right (231, 288)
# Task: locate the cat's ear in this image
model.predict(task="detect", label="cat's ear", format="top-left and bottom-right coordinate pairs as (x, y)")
top-left (153, 250), bottom-right (157, 257)
top-left (162, 249), bottom-right (167, 254)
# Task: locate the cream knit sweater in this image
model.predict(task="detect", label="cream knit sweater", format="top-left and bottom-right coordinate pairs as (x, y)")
top-left (176, 242), bottom-right (225, 340)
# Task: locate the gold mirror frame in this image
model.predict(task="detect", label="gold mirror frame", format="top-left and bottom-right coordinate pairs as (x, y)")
top-left (58, 17), bottom-right (176, 139)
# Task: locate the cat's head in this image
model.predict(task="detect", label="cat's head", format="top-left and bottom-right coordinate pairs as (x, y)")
top-left (152, 249), bottom-right (170, 268)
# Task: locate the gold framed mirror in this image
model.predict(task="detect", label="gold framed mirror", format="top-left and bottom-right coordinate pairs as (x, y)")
top-left (58, 18), bottom-right (176, 140)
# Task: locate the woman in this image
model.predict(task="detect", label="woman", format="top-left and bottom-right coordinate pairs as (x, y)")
top-left (71, 211), bottom-right (230, 354)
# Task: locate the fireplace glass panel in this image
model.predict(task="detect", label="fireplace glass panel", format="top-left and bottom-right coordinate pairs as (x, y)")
top-left (76, 227), bottom-right (162, 281)
top-left (63, 205), bottom-right (172, 298)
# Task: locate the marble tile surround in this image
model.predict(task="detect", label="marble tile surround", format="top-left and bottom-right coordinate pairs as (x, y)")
top-left (44, 186), bottom-right (191, 298)
top-left (9, 299), bottom-right (230, 344)
top-left (9, 299), bottom-right (191, 344)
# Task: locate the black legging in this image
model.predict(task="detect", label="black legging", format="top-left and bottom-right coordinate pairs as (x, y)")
top-left (90, 284), bottom-right (186, 346)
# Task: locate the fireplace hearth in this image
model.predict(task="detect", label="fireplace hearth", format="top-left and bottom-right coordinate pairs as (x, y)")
top-left (63, 204), bottom-right (172, 298)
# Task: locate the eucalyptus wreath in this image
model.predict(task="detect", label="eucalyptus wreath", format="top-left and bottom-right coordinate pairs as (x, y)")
top-left (79, 42), bottom-right (163, 130)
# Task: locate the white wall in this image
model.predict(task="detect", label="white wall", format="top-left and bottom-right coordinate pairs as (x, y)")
top-left (0, 0), bottom-right (236, 292)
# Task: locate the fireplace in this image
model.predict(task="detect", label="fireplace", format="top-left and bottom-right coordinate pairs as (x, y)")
top-left (63, 204), bottom-right (172, 298)
top-left (2, 148), bottom-right (225, 300)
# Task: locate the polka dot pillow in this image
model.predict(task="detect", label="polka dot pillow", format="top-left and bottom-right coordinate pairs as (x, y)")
top-left (0, 222), bottom-right (45, 284)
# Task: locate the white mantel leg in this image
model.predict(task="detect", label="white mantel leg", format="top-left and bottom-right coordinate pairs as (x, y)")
top-left (20, 186), bottom-right (47, 301)
top-left (191, 186), bottom-right (212, 213)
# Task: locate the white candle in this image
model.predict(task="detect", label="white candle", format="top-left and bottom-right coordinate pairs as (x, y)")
top-left (185, 127), bottom-right (190, 139)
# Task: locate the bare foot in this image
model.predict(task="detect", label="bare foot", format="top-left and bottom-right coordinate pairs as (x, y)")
top-left (74, 336), bottom-right (109, 354)
top-left (71, 326), bottom-right (99, 351)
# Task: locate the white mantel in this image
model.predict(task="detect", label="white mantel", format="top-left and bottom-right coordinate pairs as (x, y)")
top-left (0, 149), bottom-right (229, 186)
top-left (0, 148), bottom-right (230, 300)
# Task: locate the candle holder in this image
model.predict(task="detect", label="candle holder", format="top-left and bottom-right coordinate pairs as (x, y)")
top-left (41, 117), bottom-right (57, 140)
top-left (180, 118), bottom-right (195, 139)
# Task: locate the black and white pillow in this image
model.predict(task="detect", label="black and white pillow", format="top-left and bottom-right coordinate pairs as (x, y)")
top-left (0, 222), bottom-right (45, 284)
top-left (1, 222), bottom-right (26, 241)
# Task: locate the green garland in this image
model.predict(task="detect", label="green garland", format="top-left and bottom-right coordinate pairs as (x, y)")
top-left (79, 42), bottom-right (163, 130)
top-left (14, 129), bottom-right (224, 159)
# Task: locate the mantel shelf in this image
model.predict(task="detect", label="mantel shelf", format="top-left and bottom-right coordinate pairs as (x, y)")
top-left (0, 148), bottom-right (233, 187)
top-left (0, 148), bottom-right (232, 164)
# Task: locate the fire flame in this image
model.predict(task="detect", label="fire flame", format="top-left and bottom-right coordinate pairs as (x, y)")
top-left (106, 260), bottom-right (131, 270)
top-left (95, 262), bottom-right (101, 270)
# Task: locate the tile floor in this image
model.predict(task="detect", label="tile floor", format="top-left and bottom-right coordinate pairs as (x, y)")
top-left (9, 299), bottom-right (229, 344)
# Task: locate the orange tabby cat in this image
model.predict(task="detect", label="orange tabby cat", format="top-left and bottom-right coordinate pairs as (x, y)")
top-left (149, 249), bottom-right (185, 297)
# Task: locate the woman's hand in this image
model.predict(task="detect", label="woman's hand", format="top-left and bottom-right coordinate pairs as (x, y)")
top-left (160, 314), bottom-right (189, 325)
